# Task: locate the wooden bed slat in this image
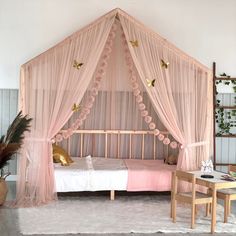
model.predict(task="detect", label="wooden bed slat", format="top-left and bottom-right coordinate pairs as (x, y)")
top-left (142, 134), bottom-right (145, 160)
top-left (105, 133), bottom-right (108, 158)
top-left (166, 134), bottom-right (169, 158)
top-left (68, 138), bottom-right (71, 156)
top-left (117, 132), bottom-right (120, 159)
top-left (129, 133), bottom-right (132, 159)
top-left (153, 134), bottom-right (156, 160)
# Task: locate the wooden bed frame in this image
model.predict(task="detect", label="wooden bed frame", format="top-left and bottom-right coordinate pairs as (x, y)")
top-left (58, 129), bottom-right (170, 200)
top-left (60, 129), bottom-right (170, 159)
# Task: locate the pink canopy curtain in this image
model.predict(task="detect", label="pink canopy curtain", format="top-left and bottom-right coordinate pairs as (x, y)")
top-left (17, 8), bottom-right (213, 206)
top-left (17, 12), bottom-right (116, 206)
top-left (64, 21), bottom-right (170, 159)
top-left (119, 10), bottom-right (213, 170)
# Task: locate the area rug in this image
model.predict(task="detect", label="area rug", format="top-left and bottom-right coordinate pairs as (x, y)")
top-left (18, 195), bottom-right (236, 234)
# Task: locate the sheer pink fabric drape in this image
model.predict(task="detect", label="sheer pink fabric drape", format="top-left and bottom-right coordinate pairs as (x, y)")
top-left (17, 8), bottom-right (212, 206)
top-left (65, 22), bottom-right (169, 159)
top-left (119, 11), bottom-right (212, 170)
top-left (17, 13), bottom-right (115, 206)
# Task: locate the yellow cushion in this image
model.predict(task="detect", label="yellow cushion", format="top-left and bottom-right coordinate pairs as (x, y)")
top-left (52, 144), bottom-right (73, 166)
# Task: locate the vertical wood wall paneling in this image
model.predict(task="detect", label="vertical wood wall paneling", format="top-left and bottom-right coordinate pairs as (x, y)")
top-left (0, 89), bottom-right (235, 173)
top-left (228, 93), bottom-right (236, 170)
top-left (215, 93), bottom-right (236, 172)
top-left (0, 89), bottom-right (18, 176)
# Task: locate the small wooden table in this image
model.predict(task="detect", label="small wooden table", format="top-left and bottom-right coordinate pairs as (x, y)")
top-left (189, 170), bottom-right (236, 233)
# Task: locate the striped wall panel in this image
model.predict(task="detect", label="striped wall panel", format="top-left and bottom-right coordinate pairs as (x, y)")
top-left (215, 93), bottom-right (236, 172)
top-left (0, 89), bottom-right (235, 175)
top-left (0, 89), bottom-right (18, 176)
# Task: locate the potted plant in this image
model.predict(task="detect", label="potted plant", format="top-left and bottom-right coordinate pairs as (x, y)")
top-left (0, 111), bottom-right (32, 205)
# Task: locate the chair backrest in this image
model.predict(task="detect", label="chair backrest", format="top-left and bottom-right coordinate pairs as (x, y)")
top-left (175, 170), bottom-right (195, 183)
top-left (229, 165), bottom-right (236, 173)
top-left (172, 170), bottom-right (196, 199)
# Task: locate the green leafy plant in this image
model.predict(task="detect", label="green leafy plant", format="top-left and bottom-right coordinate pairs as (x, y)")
top-left (215, 78), bottom-right (236, 136)
top-left (216, 99), bottom-right (221, 107)
top-left (215, 108), bottom-right (236, 135)
top-left (218, 121), bottom-right (231, 135)
top-left (232, 110), bottom-right (236, 117)
top-left (216, 79), bottom-right (236, 93)
top-left (0, 111), bottom-right (32, 179)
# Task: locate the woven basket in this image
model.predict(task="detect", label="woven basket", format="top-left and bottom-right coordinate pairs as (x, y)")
top-left (0, 178), bottom-right (8, 206)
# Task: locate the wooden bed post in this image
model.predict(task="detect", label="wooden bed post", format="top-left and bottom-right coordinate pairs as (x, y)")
top-left (117, 131), bottom-right (120, 159)
top-left (166, 134), bottom-right (169, 158)
top-left (142, 134), bottom-right (145, 160)
top-left (105, 132), bottom-right (108, 158)
top-left (110, 190), bottom-right (115, 200)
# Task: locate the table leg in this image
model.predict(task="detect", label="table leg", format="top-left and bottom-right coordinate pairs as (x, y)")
top-left (228, 198), bottom-right (231, 216)
top-left (224, 197), bottom-right (229, 223)
top-left (211, 187), bottom-right (217, 234)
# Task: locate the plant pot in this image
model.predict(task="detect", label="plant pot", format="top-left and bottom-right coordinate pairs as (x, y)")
top-left (0, 178), bottom-right (8, 206)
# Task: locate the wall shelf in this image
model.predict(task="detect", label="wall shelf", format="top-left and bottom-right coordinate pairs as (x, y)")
top-left (215, 134), bottom-right (236, 138)
top-left (215, 106), bottom-right (236, 109)
top-left (215, 77), bottom-right (236, 81)
top-left (215, 163), bottom-right (236, 166)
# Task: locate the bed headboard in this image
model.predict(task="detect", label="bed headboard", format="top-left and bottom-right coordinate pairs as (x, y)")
top-left (59, 129), bottom-right (170, 160)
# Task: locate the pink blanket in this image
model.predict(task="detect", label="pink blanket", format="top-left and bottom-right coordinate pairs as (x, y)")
top-left (124, 159), bottom-right (176, 191)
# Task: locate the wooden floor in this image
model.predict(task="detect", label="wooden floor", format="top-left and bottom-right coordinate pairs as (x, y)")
top-left (1, 181), bottom-right (236, 236)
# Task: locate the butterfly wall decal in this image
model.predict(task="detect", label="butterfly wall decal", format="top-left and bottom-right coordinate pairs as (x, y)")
top-left (146, 79), bottom-right (156, 87)
top-left (130, 40), bottom-right (139, 47)
top-left (161, 59), bottom-right (169, 69)
top-left (72, 103), bottom-right (81, 112)
top-left (73, 60), bottom-right (84, 70)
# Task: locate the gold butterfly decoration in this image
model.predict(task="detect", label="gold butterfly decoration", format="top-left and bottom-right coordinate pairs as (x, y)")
top-left (130, 40), bottom-right (139, 47)
top-left (146, 79), bottom-right (156, 87)
top-left (73, 60), bottom-right (84, 70)
top-left (72, 103), bottom-right (81, 112)
top-left (161, 59), bottom-right (169, 69)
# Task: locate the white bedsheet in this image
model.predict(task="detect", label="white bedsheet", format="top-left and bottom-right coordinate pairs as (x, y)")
top-left (54, 156), bottom-right (128, 192)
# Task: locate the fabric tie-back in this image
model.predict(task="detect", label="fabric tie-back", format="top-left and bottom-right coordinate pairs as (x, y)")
top-left (16, 8), bottom-right (213, 206)
top-left (182, 141), bottom-right (209, 149)
top-left (24, 138), bottom-right (53, 142)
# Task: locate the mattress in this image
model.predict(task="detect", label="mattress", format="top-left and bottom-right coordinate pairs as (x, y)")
top-left (125, 159), bottom-right (176, 191)
top-left (54, 156), bottom-right (176, 192)
top-left (54, 156), bottom-right (128, 192)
